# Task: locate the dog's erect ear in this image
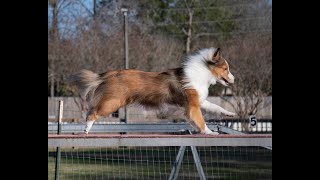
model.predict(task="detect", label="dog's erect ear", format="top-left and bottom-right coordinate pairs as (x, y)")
top-left (211, 48), bottom-right (221, 64)
top-left (213, 48), bottom-right (221, 59)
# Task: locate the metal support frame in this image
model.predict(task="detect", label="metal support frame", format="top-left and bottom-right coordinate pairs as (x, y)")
top-left (168, 129), bottom-right (207, 180)
top-left (48, 134), bottom-right (271, 147)
top-left (191, 146), bottom-right (206, 180)
top-left (168, 146), bottom-right (186, 180)
top-left (188, 130), bottom-right (206, 180)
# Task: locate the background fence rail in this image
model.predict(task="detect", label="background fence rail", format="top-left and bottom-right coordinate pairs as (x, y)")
top-left (48, 121), bottom-right (272, 134)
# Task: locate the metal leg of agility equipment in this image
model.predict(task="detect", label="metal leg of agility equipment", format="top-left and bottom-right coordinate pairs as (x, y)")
top-left (188, 130), bottom-right (206, 180)
top-left (191, 146), bottom-right (206, 180)
top-left (168, 146), bottom-right (186, 180)
top-left (169, 130), bottom-right (207, 180)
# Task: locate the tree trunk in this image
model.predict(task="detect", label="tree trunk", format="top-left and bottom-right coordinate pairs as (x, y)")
top-left (51, 0), bottom-right (59, 41)
top-left (49, 0), bottom-right (60, 98)
top-left (93, 0), bottom-right (96, 17)
top-left (186, 11), bottom-right (193, 54)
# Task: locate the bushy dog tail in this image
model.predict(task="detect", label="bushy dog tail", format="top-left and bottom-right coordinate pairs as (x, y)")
top-left (68, 69), bottom-right (103, 102)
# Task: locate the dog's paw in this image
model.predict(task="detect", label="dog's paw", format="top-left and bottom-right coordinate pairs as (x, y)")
top-left (202, 127), bottom-right (219, 135)
top-left (207, 131), bottom-right (219, 135)
top-left (223, 111), bottom-right (236, 117)
top-left (84, 130), bottom-right (89, 135)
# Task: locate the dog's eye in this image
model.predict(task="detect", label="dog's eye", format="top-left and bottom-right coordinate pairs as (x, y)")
top-left (224, 68), bottom-right (227, 71)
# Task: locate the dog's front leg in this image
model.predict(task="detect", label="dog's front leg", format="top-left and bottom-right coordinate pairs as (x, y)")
top-left (201, 100), bottom-right (236, 117)
top-left (185, 89), bottom-right (219, 135)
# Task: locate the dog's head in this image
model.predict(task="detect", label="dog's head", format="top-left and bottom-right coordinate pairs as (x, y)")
top-left (208, 48), bottom-right (235, 86)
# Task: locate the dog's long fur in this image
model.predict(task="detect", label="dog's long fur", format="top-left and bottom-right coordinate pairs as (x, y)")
top-left (70, 47), bottom-right (235, 134)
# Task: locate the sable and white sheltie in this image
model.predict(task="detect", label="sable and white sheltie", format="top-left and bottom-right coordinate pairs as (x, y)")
top-left (70, 47), bottom-right (235, 135)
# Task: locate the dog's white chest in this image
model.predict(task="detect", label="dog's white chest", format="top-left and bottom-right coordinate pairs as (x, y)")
top-left (196, 85), bottom-right (209, 103)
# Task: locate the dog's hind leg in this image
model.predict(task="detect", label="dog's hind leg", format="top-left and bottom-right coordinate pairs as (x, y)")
top-left (185, 89), bottom-right (218, 135)
top-left (84, 98), bottom-right (125, 134)
top-left (84, 109), bottom-right (99, 134)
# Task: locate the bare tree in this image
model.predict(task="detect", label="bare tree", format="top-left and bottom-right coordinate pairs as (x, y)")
top-left (48, 0), bottom-right (74, 97)
top-left (220, 33), bottom-right (272, 131)
top-left (182, 0), bottom-right (194, 54)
